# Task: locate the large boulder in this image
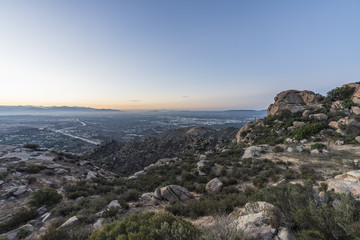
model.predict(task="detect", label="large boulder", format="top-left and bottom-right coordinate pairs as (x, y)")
top-left (329, 121), bottom-right (339, 129)
top-left (154, 185), bottom-right (191, 201)
top-left (242, 146), bottom-right (262, 159)
top-left (309, 113), bottom-right (328, 121)
top-left (235, 201), bottom-right (290, 240)
top-left (330, 100), bottom-right (346, 112)
top-left (267, 90), bottom-right (320, 117)
top-left (351, 106), bottom-right (360, 115)
top-left (205, 178), bottom-right (223, 194)
top-left (327, 170), bottom-right (360, 197)
top-left (236, 122), bottom-right (253, 144)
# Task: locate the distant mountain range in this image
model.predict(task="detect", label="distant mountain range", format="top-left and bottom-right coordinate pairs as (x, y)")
top-left (0, 105), bottom-right (267, 116)
top-left (0, 105), bottom-right (121, 115)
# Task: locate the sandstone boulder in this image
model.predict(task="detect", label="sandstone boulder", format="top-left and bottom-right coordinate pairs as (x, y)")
top-left (309, 113), bottom-right (328, 121)
top-left (329, 121), bottom-right (339, 129)
top-left (351, 106), bottom-right (360, 115)
top-left (205, 178), bottom-right (223, 194)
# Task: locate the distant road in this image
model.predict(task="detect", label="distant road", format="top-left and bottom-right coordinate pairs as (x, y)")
top-left (48, 128), bottom-right (101, 145)
top-left (76, 118), bottom-right (86, 126)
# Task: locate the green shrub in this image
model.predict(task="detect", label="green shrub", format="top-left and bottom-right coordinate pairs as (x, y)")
top-left (251, 183), bottom-right (360, 239)
top-left (121, 189), bottom-right (140, 202)
top-left (41, 226), bottom-right (67, 240)
top-left (200, 215), bottom-right (247, 240)
top-left (28, 188), bottom-right (62, 208)
top-left (311, 143), bottom-right (327, 150)
top-left (16, 229), bottom-right (31, 239)
top-left (0, 207), bottom-right (38, 234)
top-left (273, 146), bottom-right (284, 153)
top-left (327, 86), bottom-right (355, 101)
top-left (166, 194), bottom-right (247, 218)
top-left (23, 143), bottom-right (40, 150)
top-left (292, 122), bottom-right (325, 140)
top-left (89, 212), bottom-right (199, 240)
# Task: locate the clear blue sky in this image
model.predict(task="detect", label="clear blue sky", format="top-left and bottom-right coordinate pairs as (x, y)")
top-left (1, 0), bottom-right (359, 110)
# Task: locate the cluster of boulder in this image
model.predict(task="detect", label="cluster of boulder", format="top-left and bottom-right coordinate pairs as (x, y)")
top-left (237, 83), bottom-right (360, 145)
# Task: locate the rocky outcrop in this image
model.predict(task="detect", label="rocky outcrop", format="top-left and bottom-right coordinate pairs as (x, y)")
top-left (154, 185), bottom-right (191, 201)
top-left (205, 178), bottom-right (223, 194)
top-left (327, 170), bottom-right (360, 197)
top-left (242, 146), bottom-right (261, 159)
top-left (235, 201), bottom-right (291, 240)
top-left (343, 83), bottom-right (360, 105)
top-left (267, 90), bottom-right (320, 117)
top-left (242, 145), bottom-right (268, 159)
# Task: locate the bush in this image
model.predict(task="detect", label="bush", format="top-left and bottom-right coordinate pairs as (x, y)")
top-left (23, 143), bottom-right (40, 150)
top-left (0, 207), bottom-right (38, 234)
top-left (200, 215), bottom-right (247, 240)
top-left (327, 86), bottom-right (355, 101)
top-left (28, 188), bottom-right (62, 208)
top-left (16, 228), bottom-right (31, 239)
top-left (273, 146), bottom-right (284, 153)
top-left (311, 143), bottom-right (327, 151)
top-left (251, 183), bottom-right (360, 239)
top-left (89, 212), bottom-right (199, 240)
top-left (41, 226), bottom-right (67, 240)
top-left (292, 122), bottom-right (325, 140)
top-left (166, 194), bottom-right (247, 218)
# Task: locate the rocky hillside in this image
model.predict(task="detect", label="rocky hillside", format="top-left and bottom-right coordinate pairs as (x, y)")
top-left (87, 126), bottom-right (238, 176)
top-left (237, 83), bottom-right (360, 146)
top-left (3, 83), bottom-right (360, 240)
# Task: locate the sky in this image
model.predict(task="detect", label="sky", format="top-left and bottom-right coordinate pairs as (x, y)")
top-left (0, 1), bottom-right (359, 110)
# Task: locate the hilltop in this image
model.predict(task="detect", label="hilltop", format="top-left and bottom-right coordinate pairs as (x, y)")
top-left (2, 83), bottom-right (360, 239)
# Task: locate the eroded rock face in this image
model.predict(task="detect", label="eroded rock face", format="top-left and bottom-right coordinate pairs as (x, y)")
top-left (235, 201), bottom-right (290, 240)
top-left (267, 90), bottom-right (320, 117)
top-left (154, 185), bottom-right (191, 201)
top-left (205, 178), bottom-right (223, 194)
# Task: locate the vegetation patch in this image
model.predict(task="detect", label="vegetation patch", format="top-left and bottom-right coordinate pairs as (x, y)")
top-left (28, 188), bottom-right (63, 208)
top-left (89, 212), bottom-right (199, 240)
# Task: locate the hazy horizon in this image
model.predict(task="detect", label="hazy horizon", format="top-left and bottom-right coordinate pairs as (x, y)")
top-left (1, 1), bottom-right (359, 110)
